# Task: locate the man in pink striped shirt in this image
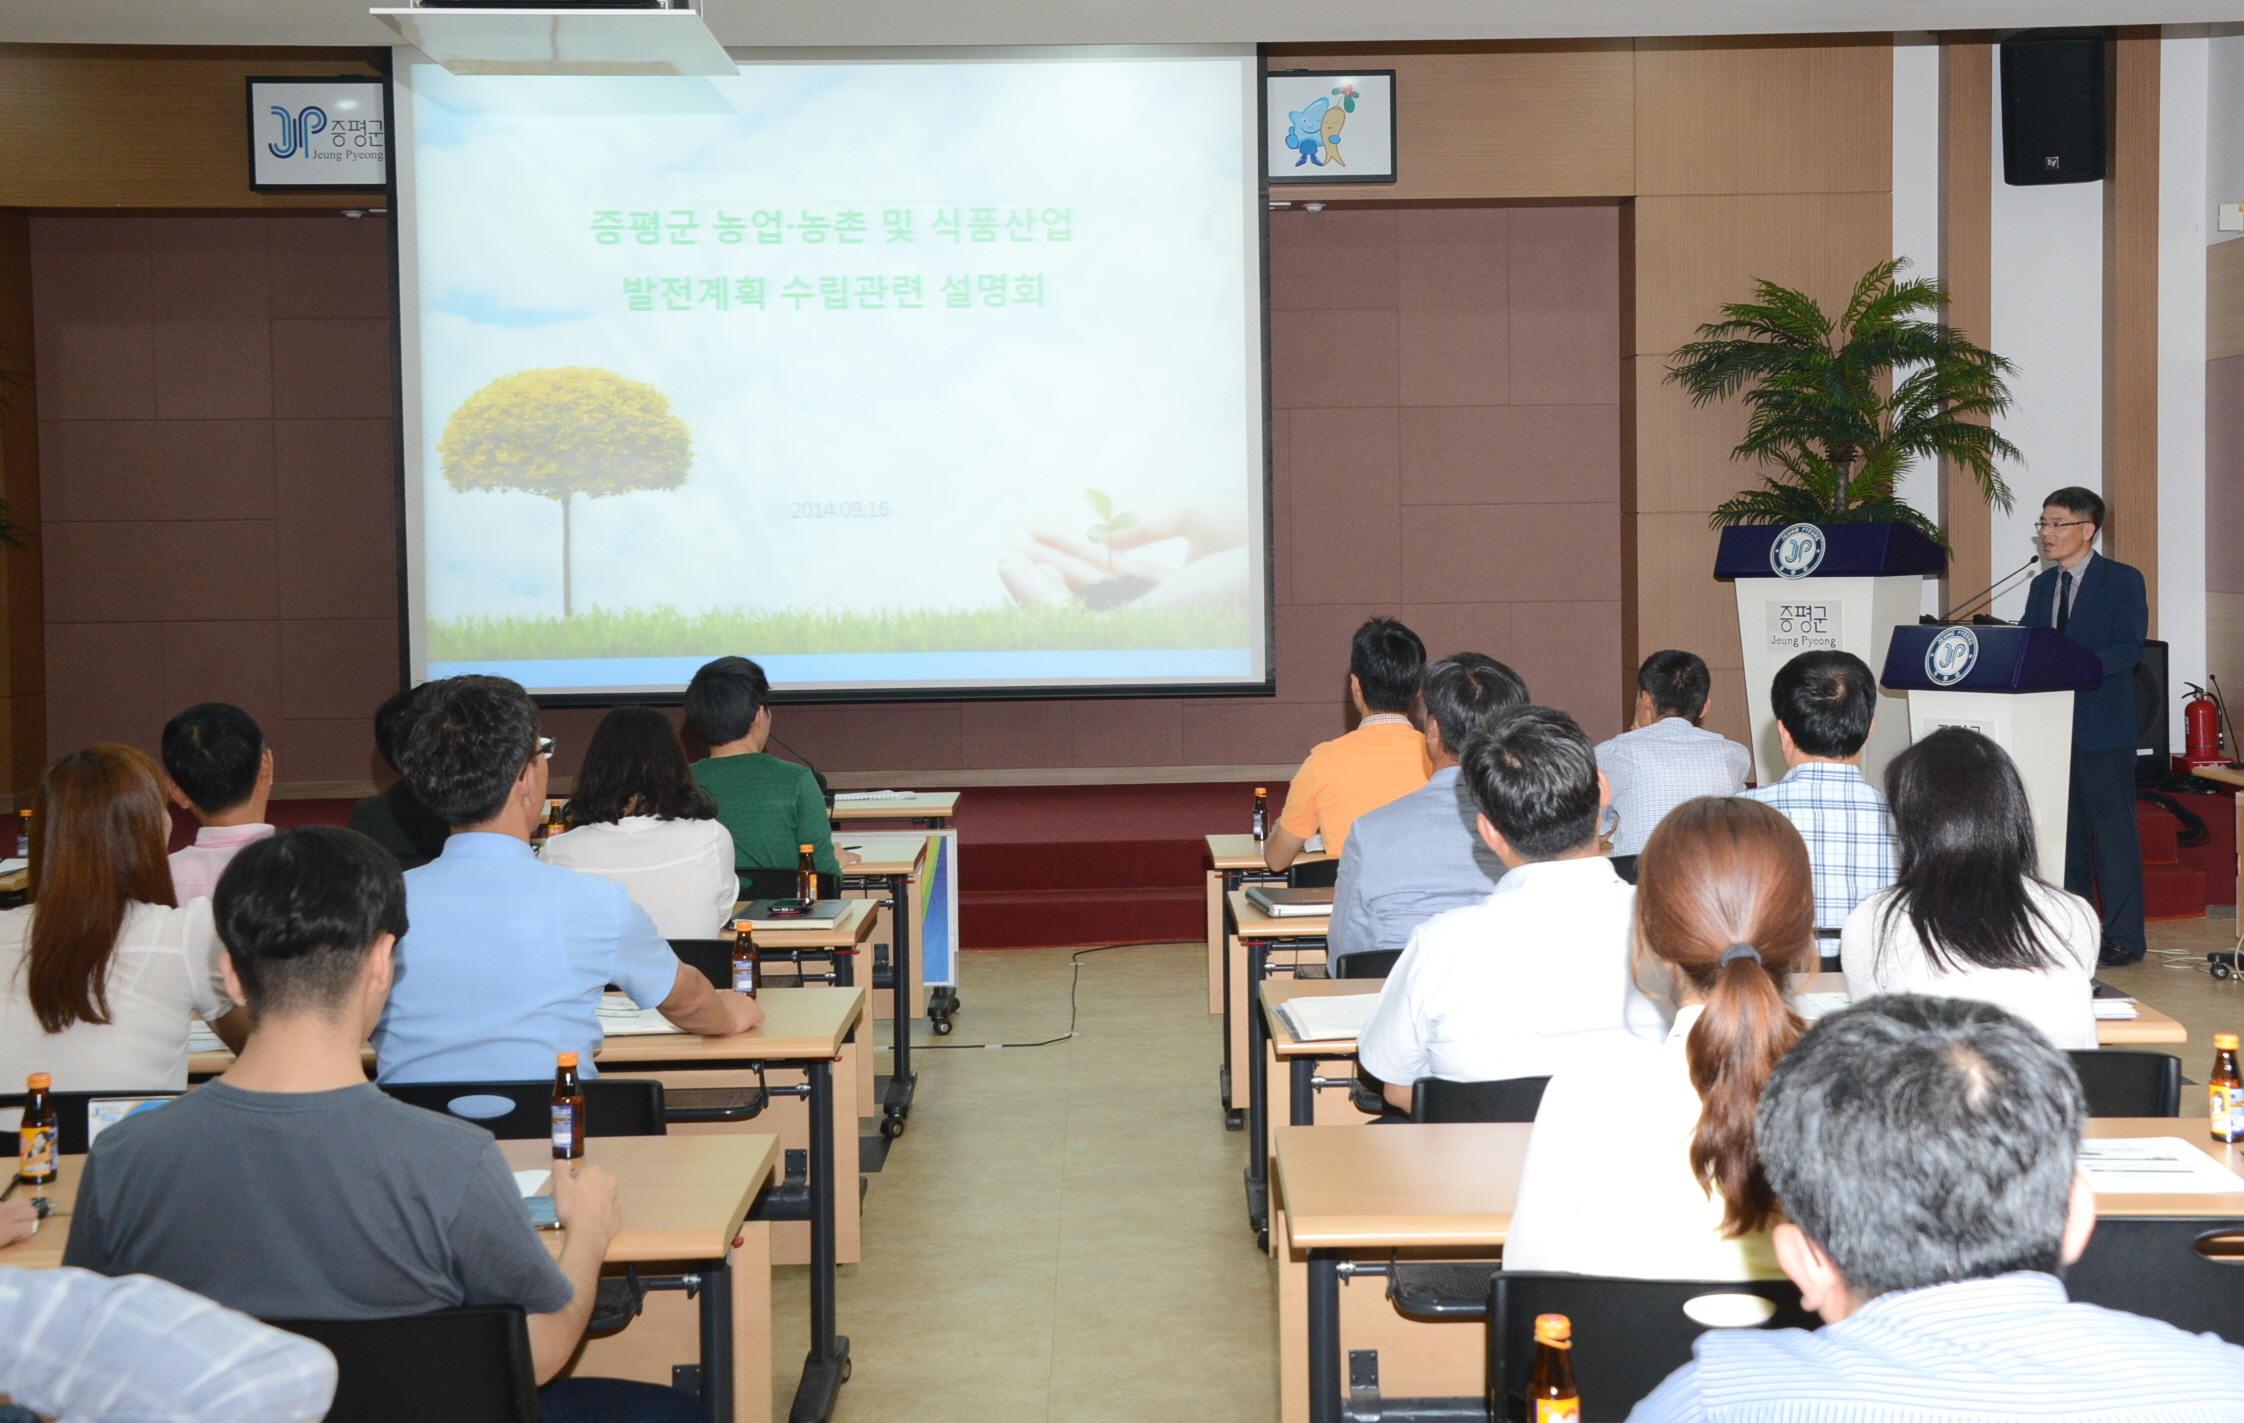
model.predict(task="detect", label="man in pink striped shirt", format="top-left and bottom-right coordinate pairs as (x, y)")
top-left (162, 703), bottom-right (276, 903)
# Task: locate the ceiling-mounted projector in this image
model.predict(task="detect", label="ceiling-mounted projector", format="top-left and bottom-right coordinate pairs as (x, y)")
top-left (370, 0), bottom-right (734, 76)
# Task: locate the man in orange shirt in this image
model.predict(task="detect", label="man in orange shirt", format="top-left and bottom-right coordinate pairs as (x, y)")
top-left (1264, 617), bottom-right (1433, 871)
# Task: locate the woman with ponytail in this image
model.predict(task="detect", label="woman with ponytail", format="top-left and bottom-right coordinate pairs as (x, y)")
top-left (1504, 796), bottom-right (1813, 1280)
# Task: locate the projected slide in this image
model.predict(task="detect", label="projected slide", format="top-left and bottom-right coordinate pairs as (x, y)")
top-left (394, 51), bottom-right (1268, 698)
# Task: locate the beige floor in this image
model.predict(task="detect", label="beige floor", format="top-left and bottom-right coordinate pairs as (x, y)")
top-left (766, 941), bottom-right (1278, 1422)
top-left (749, 911), bottom-right (2244, 1423)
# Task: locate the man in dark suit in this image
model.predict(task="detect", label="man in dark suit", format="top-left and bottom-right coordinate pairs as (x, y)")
top-left (2020, 485), bottom-right (2148, 965)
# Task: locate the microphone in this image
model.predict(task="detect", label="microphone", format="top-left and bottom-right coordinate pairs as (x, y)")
top-left (766, 730), bottom-right (834, 809)
top-left (1926, 556), bottom-right (2038, 625)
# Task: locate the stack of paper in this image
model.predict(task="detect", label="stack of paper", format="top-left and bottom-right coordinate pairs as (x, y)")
top-left (835, 790), bottom-right (915, 801)
top-left (2080, 1138), bottom-right (2244, 1194)
top-left (596, 991), bottom-right (687, 1038)
top-left (1788, 992), bottom-right (1851, 1022)
top-left (1274, 993), bottom-right (1381, 1044)
top-left (2092, 999), bottom-right (2140, 1020)
top-left (187, 1020), bottom-right (226, 1054)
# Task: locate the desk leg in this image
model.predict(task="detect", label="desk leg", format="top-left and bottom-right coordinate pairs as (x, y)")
top-left (788, 1058), bottom-right (850, 1423)
top-left (1307, 1249), bottom-right (1342, 1423)
top-left (1245, 937), bottom-right (1270, 1245)
top-left (698, 1257), bottom-right (734, 1423)
top-left (1290, 1056), bottom-right (1317, 1127)
top-left (881, 871), bottom-right (916, 1138)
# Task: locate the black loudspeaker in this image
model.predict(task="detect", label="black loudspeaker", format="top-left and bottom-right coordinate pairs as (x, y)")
top-left (2000, 31), bottom-right (2107, 186)
top-left (2136, 638), bottom-right (2169, 784)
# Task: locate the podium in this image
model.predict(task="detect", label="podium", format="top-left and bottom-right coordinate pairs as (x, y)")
top-left (1880, 624), bottom-right (2101, 883)
top-left (1716, 523), bottom-right (1945, 787)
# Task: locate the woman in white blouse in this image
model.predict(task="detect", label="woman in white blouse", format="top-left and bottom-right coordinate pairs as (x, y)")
top-left (1841, 727), bottom-right (2098, 1050)
top-left (0, 745), bottom-right (240, 1101)
top-left (542, 706), bottom-right (739, 939)
top-left (1505, 796), bottom-right (1811, 1281)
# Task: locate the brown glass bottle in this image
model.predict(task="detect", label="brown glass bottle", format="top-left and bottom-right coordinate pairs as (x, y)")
top-left (2214, 1034), bottom-right (2242, 1143)
top-left (797, 843), bottom-right (817, 903)
top-left (18, 1073), bottom-right (56, 1186)
top-left (731, 921), bottom-right (759, 997)
top-left (1252, 787), bottom-right (1268, 843)
top-left (1528, 1313), bottom-right (1578, 1423)
top-left (552, 1053), bottom-right (585, 1160)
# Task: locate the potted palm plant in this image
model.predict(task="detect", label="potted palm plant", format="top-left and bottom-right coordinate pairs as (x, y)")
top-left (1667, 257), bottom-right (2018, 548)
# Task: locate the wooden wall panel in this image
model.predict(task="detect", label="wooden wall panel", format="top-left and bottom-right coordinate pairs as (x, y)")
top-left (1634, 36), bottom-right (1891, 198)
top-left (0, 212), bottom-right (45, 802)
top-left (1937, 36), bottom-right (1993, 610)
top-left (0, 46), bottom-right (383, 210)
top-left (2103, 26), bottom-right (2161, 631)
top-left (1264, 42), bottom-right (1635, 203)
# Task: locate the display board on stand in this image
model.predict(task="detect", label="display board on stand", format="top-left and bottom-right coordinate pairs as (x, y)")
top-left (1715, 522), bottom-right (1946, 788)
top-left (1881, 625), bottom-right (2100, 883)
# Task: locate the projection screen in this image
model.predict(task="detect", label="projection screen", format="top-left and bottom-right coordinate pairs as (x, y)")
top-left (393, 47), bottom-right (1270, 700)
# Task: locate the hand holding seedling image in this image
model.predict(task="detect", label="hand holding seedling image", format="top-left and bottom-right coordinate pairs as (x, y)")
top-left (997, 496), bottom-right (1252, 612)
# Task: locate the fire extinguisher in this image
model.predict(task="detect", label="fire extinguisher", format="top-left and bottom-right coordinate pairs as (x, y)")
top-left (2184, 682), bottom-right (2226, 770)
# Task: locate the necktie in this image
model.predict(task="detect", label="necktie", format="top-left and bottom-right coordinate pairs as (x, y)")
top-left (2057, 570), bottom-right (2073, 633)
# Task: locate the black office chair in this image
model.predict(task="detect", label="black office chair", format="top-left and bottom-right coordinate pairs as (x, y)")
top-left (380, 1079), bottom-right (667, 1139)
top-left (2063, 1217), bottom-right (2244, 1340)
top-left (1608, 854), bottom-right (1640, 885)
top-left (1288, 859), bottom-right (1339, 890)
top-left (1487, 1273), bottom-right (1816, 1420)
top-left (0, 1089), bottom-right (184, 1154)
top-left (1330, 948), bottom-right (1400, 980)
top-left (737, 867), bottom-right (839, 902)
top-left (2068, 1049), bottom-right (2182, 1118)
top-left (268, 1306), bottom-right (539, 1423)
top-left (1410, 1075), bottom-right (1551, 1123)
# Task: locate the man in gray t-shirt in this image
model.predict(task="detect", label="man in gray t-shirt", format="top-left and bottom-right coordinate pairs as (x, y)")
top-left (66, 1080), bottom-right (572, 1320)
top-left (64, 827), bottom-right (699, 1423)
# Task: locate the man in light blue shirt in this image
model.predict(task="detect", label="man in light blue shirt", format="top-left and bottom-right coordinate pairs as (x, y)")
top-left (1596, 650), bottom-right (1751, 858)
top-left (1631, 995), bottom-right (2244, 1423)
top-left (1329, 653), bottom-right (1525, 963)
top-left (1740, 651), bottom-right (1896, 940)
top-left (374, 676), bottom-right (759, 1084)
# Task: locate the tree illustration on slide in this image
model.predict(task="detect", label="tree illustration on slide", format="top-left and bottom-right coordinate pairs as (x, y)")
top-left (439, 367), bottom-right (692, 617)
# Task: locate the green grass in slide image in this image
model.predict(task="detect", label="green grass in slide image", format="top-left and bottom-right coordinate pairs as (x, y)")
top-left (428, 602), bottom-right (1253, 661)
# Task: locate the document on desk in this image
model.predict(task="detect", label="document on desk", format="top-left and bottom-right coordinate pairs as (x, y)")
top-left (1788, 992), bottom-right (1851, 1022)
top-left (2093, 999), bottom-right (2140, 1020)
top-left (597, 992), bottom-right (688, 1037)
top-left (187, 1019), bottom-right (226, 1054)
top-left (1275, 993), bottom-right (1381, 1044)
top-left (835, 790), bottom-right (915, 802)
top-left (513, 1170), bottom-right (552, 1198)
top-left (2080, 1138), bottom-right (2244, 1194)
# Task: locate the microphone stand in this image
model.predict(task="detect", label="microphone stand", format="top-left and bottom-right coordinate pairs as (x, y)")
top-left (1921, 556), bottom-right (2039, 626)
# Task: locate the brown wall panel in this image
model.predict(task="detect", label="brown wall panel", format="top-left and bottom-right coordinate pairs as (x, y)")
top-left (0, 211), bottom-right (46, 798)
top-left (0, 46), bottom-right (384, 210)
top-left (2103, 27), bottom-right (2160, 631)
top-left (1264, 42), bottom-right (1635, 204)
top-left (1634, 36), bottom-right (1892, 198)
top-left (1938, 36), bottom-right (1994, 608)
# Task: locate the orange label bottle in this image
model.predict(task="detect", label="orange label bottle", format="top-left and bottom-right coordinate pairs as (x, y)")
top-left (1529, 1313), bottom-right (1578, 1423)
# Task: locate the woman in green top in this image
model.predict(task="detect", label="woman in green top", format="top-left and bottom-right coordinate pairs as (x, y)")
top-left (683, 657), bottom-right (857, 876)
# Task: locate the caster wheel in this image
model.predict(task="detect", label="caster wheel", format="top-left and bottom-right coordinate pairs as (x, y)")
top-left (1256, 1227), bottom-right (1269, 1252)
top-left (931, 1015), bottom-right (954, 1035)
top-left (1225, 1108), bottom-right (1245, 1132)
top-left (841, 1358), bottom-right (853, 1383)
top-left (2216, 964), bottom-right (2234, 981)
top-left (880, 1116), bottom-right (905, 1140)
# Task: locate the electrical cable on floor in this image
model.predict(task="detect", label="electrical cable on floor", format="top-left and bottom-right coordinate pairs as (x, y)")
top-left (918, 941), bottom-right (1169, 1050)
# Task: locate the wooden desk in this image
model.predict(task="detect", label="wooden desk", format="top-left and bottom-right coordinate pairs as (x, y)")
top-left (1205, 833), bottom-right (1331, 1016)
top-left (835, 834), bottom-right (929, 1137)
top-left (2190, 763), bottom-right (2244, 914)
top-left (1, 1134), bottom-right (782, 1423)
top-left (828, 792), bottom-right (956, 828)
top-left (1230, 890), bottom-right (1331, 1245)
top-left (1263, 978), bottom-right (1383, 1129)
top-left (1791, 971), bottom-right (2187, 1046)
top-left (1271, 1117), bottom-right (2244, 1423)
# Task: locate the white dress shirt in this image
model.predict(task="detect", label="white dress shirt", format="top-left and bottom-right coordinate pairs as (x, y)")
top-left (1841, 880), bottom-right (2099, 1050)
top-left (1594, 718), bottom-right (1753, 857)
top-left (0, 899), bottom-right (229, 1105)
top-left (1356, 857), bottom-right (1667, 1088)
top-left (539, 815), bottom-right (740, 940)
top-left (1503, 1004), bottom-right (1782, 1281)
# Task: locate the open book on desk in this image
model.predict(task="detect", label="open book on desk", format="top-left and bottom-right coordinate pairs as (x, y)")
top-left (597, 991), bottom-right (687, 1037)
top-left (1273, 992), bottom-right (1381, 1044)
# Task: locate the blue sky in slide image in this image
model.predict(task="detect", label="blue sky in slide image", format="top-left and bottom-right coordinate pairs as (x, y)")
top-left (406, 57), bottom-right (1261, 626)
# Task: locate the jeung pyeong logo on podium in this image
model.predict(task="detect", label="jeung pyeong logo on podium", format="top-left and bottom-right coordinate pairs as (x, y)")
top-left (1926, 626), bottom-right (1979, 686)
top-left (1769, 523), bottom-right (1826, 580)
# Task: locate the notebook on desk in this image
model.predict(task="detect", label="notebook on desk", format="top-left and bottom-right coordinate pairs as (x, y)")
top-left (2090, 978), bottom-right (2139, 1020)
top-left (1273, 993), bottom-right (1380, 1044)
top-left (739, 899), bottom-right (849, 930)
top-left (1245, 885), bottom-right (1334, 918)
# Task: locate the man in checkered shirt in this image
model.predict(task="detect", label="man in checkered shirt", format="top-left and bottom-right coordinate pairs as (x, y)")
top-left (1741, 651), bottom-right (1897, 957)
